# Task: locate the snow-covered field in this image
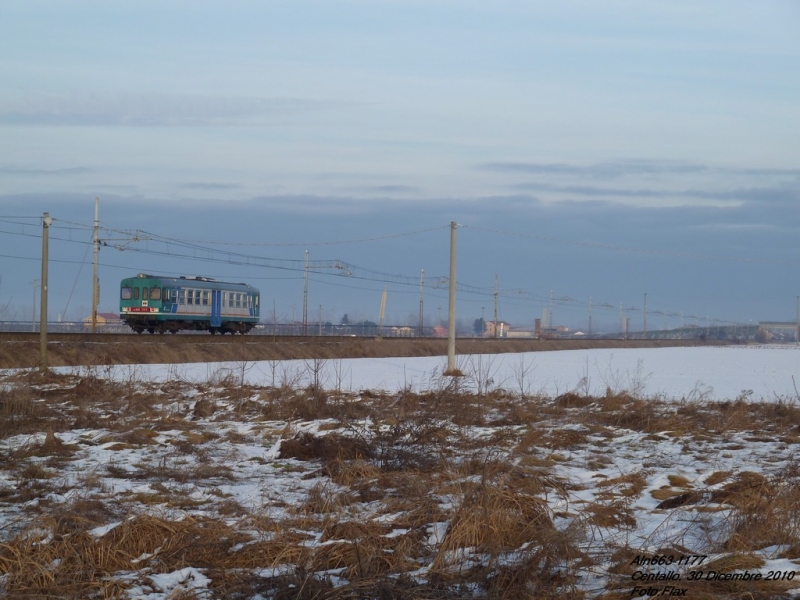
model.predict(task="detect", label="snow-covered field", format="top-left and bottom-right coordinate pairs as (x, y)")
top-left (2, 345), bottom-right (800, 599)
top-left (87, 344), bottom-right (800, 401)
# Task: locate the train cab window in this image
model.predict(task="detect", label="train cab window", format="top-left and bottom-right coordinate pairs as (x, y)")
top-left (121, 287), bottom-right (132, 300)
top-left (133, 287), bottom-right (140, 300)
top-left (255, 296), bottom-right (259, 307)
top-left (202, 291), bottom-right (209, 306)
top-left (142, 287), bottom-right (149, 301)
top-left (248, 295), bottom-right (252, 309)
top-left (150, 287), bottom-right (161, 301)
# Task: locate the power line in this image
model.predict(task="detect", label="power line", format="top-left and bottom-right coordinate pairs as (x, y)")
top-left (1, 214), bottom-right (763, 328)
top-left (93, 223), bottom-right (450, 248)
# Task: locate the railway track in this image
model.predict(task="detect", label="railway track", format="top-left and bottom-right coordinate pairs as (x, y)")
top-left (0, 331), bottom-right (712, 370)
top-left (0, 332), bottom-right (371, 345)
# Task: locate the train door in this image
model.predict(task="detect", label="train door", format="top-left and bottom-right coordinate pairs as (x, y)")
top-left (211, 290), bottom-right (222, 327)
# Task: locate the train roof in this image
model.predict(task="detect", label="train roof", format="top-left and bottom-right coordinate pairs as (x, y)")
top-left (121, 273), bottom-right (258, 292)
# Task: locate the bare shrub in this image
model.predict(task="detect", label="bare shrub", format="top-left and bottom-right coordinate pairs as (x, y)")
top-left (303, 356), bottom-right (328, 392)
top-left (0, 384), bottom-right (35, 421)
top-left (511, 353), bottom-right (536, 398)
top-left (432, 467), bottom-right (584, 599)
top-left (466, 354), bottom-right (506, 396)
top-left (279, 431), bottom-right (371, 463)
top-left (718, 471), bottom-right (800, 552)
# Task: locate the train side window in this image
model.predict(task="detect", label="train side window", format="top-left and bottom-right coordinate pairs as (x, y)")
top-left (248, 295), bottom-right (252, 309)
top-left (202, 291), bottom-right (209, 306)
top-left (170, 289), bottom-right (177, 302)
top-left (236, 294), bottom-right (242, 308)
top-left (179, 289), bottom-right (185, 305)
top-left (133, 287), bottom-right (140, 300)
top-left (121, 287), bottom-right (132, 300)
top-left (187, 290), bottom-right (194, 305)
top-left (255, 296), bottom-right (259, 307)
top-left (222, 292), bottom-right (227, 308)
top-left (150, 287), bottom-right (161, 301)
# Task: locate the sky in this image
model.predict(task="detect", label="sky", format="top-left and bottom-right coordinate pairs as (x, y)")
top-left (1, 1), bottom-right (799, 331)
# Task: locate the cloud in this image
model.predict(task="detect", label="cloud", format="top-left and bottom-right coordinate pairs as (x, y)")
top-left (481, 160), bottom-right (710, 179)
top-left (0, 93), bottom-right (351, 127)
top-left (482, 160), bottom-right (800, 180)
top-left (344, 185), bottom-right (423, 195)
top-left (179, 182), bottom-right (243, 191)
top-left (510, 181), bottom-right (800, 206)
top-left (0, 165), bottom-right (91, 176)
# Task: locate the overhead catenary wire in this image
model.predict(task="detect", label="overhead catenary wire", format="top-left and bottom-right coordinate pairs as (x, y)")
top-left (0, 214), bottom-right (766, 328)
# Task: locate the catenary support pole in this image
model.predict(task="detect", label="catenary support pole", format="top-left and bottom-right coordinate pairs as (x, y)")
top-left (40, 213), bottom-right (52, 371)
top-left (302, 250), bottom-right (308, 336)
top-left (643, 292), bottom-right (647, 340)
top-left (494, 274), bottom-right (498, 339)
top-left (418, 269), bottom-right (424, 337)
top-left (446, 221), bottom-right (457, 373)
top-left (92, 197), bottom-right (99, 334)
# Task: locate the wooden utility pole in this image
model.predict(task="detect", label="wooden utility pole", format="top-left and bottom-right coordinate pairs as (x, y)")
top-left (446, 221), bottom-right (457, 373)
top-left (40, 213), bottom-right (52, 371)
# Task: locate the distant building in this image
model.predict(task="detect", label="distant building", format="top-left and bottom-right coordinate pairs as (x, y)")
top-left (506, 330), bottom-right (534, 339)
top-left (390, 326), bottom-right (415, 337)
top-left (484, 320), bottom-right (511, 338)
top-left (83, 312), bottom-right (121, 328)
top-left (540, 324), bottom-right (570, 339)
top-left (432, 325), bottom-right (448, 337)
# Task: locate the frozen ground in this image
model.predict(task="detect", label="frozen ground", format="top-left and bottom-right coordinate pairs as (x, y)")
top-left (2, 344), bottom-right (800, 599)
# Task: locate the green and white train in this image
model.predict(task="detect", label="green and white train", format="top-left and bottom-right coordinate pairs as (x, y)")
top-left (120, 273), bottom-right (260, 334)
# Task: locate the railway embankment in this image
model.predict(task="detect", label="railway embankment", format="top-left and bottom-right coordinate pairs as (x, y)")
top-left (0, 333), bottom-right (720, 369)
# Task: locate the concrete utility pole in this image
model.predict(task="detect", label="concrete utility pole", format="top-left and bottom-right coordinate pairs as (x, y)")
top-left (588, 296), bottom-right (593, 338)
top-left (643, 292), bottom-right (647, 340)
top-left (302, 250), bottom-right (309, 335)
top-left (40, 213), bottom-right (52, 371)
top-left (378, 287), bottom-right (387, 338)
top-left (418, 269), bottom-right (424, 337)
top-left (446, 221), bottom-right (457, 373)
top-left (493, 274), bottom-right (499, 339)
top-left (92, 197), bottom-right (99, 334)
top-left (796, 296), bottom-right (799, 345)
top-left (31, 279), bottom-right (39, 332)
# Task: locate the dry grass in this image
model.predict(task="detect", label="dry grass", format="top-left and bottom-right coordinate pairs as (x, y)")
top-left (1, 365), bottom-right (799, 599)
